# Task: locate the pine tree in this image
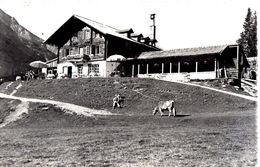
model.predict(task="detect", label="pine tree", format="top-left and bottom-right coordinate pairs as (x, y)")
top-left (237, 8), bottom-right (258, 57)
top-left (251, 11), bottom-right (257, 57)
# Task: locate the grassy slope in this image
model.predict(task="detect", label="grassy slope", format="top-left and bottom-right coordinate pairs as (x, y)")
top-left (6, 78), bottom-right (255, 115)
top-left (0, 78), bottom-right (257, 166)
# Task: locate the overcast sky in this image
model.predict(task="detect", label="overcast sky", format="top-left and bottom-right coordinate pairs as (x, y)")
top-left (1, 0), bottom-right (258, 50)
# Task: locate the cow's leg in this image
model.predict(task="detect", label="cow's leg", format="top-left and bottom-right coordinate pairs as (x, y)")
top-left (159, 108), bottom-right (164, 117)
top-left (117, 102), bottom-right (121, 108)
top-left (172, 107), bottom-right (176, 117)
top-left (168, 107), bottom-right (172, 117)
top-left (113, 101), bottom-right (116, 109)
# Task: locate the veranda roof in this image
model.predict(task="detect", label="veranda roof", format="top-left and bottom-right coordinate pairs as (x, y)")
top-left (131, 45), bottom-right (230, 60)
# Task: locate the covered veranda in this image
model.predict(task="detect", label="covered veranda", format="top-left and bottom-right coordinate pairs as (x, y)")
top-left (126, 45), bottom-right (249, 82)
top-left (128, 56), bottom-right (218, 81)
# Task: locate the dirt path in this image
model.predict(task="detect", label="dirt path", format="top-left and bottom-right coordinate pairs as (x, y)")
top-left (0, 101), bottom-right (29, 128)
top-left (10, 82), bottom-right (23, 96)
top-left (4, 82), bottom-right (13, 90)
top-left (173, 81), bottom-right (257, 101)
top-left (0, 93), bottom-right (114, 118)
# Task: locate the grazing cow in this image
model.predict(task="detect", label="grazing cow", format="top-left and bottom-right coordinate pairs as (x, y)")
top-left (113, 94), bottom-right (122, 109)
top-left (153, 100), bottom-right (176, 117)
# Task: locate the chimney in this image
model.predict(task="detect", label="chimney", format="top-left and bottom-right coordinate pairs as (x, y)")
top-left (150, 13), bottom-right (157, 46)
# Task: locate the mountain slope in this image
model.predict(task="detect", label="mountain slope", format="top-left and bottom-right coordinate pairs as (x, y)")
top-left (0, 9), bottom-right (56, 78)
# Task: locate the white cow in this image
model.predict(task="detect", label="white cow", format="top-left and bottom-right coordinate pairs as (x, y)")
top-left (153, 100), bottom-right (176, 117)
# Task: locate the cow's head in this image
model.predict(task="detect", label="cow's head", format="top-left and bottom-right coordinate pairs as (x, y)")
top-left (153, 106), bottom-right (158, 115)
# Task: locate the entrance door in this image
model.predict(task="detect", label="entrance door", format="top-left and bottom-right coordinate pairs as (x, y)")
top-left (68, 66), bottom-right (72, 78)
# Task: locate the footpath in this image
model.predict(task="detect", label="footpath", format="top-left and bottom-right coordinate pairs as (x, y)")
top-left (173, 81), bottom-right (257, 102)
top-left (0, 82), bottom-right (113, 128)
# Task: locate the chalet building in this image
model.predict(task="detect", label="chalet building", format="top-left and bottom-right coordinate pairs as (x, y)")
top-left (44, 15), bottom-right (249, 82)
top-left (44, 15), bottom-right (160, 78)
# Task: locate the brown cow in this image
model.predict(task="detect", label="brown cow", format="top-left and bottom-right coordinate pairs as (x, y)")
top-left (153, 100), bottom-right (176, 117)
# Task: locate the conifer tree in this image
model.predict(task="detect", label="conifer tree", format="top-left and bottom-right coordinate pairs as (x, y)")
top-left (237, 8), bottom-right (257, 57)
top-left (251, 11), bottom-right (257, 57)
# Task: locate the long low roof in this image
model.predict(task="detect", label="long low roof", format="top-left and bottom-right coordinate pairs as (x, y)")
top-left (129, 45), bottom-right (233, 60)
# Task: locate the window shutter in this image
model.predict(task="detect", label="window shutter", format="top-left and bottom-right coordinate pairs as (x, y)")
top-left (92, 45), bottom-right (96, 54)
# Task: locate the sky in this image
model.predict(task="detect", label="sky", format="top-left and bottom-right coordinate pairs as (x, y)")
top-left (0, 0), bottom-right (259, 50)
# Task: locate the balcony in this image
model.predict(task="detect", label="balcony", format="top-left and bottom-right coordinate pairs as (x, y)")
top-left (61, 53), bottom-right (104, 63)
top-left (61, 54), bottom-right (84, 63)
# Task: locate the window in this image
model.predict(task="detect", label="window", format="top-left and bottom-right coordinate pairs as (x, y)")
top-left (96, 45), bottom-right (100, 54)
top-left (88, 64), bottom-right (99, 73)
top-left (69, 48), bottom-right (74, 55)
top-left (86, 46), bottom-right (90, 54)
top-left (78, 31), bottom-right (83, 40)
top-left (65, 49), bottom-right (70, 56)
top-left (92, 31), bottom-right (96, 38)
top-left (83, 29), bottom-right (90, 39)
top-left (63, 66), bottom-right (68, 74)
top-left (78, 65), bottom-right (83, 76)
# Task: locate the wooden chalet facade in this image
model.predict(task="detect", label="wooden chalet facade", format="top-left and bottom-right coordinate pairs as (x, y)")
top-left (44, 15), bottom-right (160, 78)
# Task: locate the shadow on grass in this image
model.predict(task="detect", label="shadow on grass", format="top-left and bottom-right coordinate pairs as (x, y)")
top-left (175, 114), bottom-right (191, 117)
top-left (160, 114), bottom-right (191, 117)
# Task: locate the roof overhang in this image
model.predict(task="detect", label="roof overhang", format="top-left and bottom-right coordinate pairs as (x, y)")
top-left (128, 45), bottom-right (229, 60)
top-left (44, 15), bottom-right (87, 47)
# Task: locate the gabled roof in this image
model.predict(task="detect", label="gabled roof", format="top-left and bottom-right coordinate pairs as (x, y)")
top-left (44, 15), bottom-right (160, 50)
top-left (74, 15), bottom-right (119, 36)
top-left (132, 45), bottom-right (229, 60)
